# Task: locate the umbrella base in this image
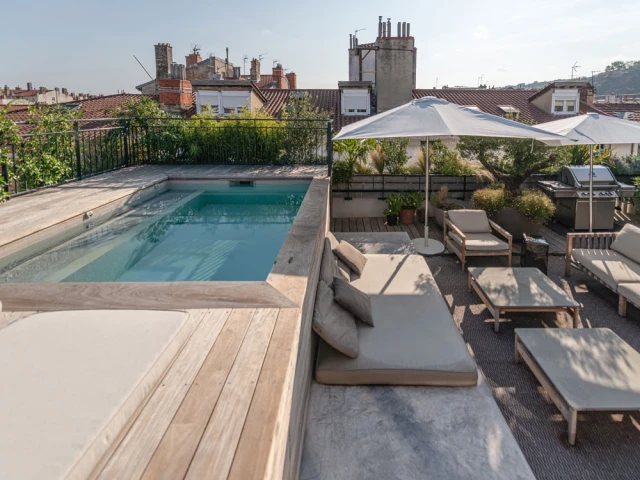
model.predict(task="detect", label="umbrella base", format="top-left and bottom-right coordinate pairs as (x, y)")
top-left (412, 238), bottom-right (445, 255)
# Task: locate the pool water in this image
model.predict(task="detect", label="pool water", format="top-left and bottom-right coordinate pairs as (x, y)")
top-left (0, 184), bottom-right (308, 283)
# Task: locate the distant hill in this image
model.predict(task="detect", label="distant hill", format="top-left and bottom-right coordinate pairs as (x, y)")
top-left (506, 61), bottom-right (640, 95)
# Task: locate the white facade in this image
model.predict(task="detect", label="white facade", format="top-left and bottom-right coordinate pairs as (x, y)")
top-left (348, 47), bottom-right (376, 84)
top-left (196, 90), bottom-right (251, 115)
top-left (341, 88), bottom-right (370, 116)
top-left (552, 89), bottom-right (579, 115)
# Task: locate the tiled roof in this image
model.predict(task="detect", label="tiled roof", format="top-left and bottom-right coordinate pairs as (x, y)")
top-left (589, 103), bottom-right (640, 115)
top-left (261, 89), bottom-right (350, 130)
top-left (412, 89), bottom-right (557, 124)
top-left (6, 93), bottom-right (145, 133)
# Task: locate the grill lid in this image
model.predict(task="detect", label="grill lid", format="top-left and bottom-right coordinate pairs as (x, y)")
top-left (559, 166), bottom-right (616, 187)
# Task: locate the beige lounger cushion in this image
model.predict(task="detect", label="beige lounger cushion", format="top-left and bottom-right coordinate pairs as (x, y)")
top-left (336, 258), bottom-right (351, 281)
top-left (572, 249), bottom-right (640, 290)
top-left (611, 224), bottom-right (640, 265)
top-left (313, 281), bottom-right (359, 358)
top-left (334, 240), bottom-right (368, 275)
top-left (320, 238), bottom-right (338, 287)
top-left (619, 283), bottom-right (640, 307)
top-left (316, 254), bottom-right (478, 386)
top-left (326, 231), bottom-right (340, 251)
top-left (448, 231), bottom-right (509, 251)
top-left (447, 210), bottom-right (492, 233)
top-left (0, 309), bottom-right (191, 480)
top-left (333, 277), bottom-right (374, 326)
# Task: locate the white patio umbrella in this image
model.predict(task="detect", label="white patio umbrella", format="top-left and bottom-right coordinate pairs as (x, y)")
top-left (333, 96), bottom-right (569, 254)
top-left (536, 112), bottom-right (640, 232)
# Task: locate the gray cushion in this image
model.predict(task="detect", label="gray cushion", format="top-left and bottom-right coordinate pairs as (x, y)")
top-left (316, 254), bottom-right (478, 386)
top-left (326, 231), bottom-right (340, 251)
top-left (447, 210), bottom-right (492, 233)
top-left (572, 248), bottom-right (640, 290)
top-left (333, 277), bottom-right (374, 326)
top-left (313, 281), bottom-right (359, 358)
top-left (334, 240), bottom-right (367, 275)
top-left (447, 231), bottom-right (509, 251)
top-left (320, 238), bottom-right (337, 287)
top-left (611, 224), bottom-right (640, 265)
top-left (336, 259), bottom-right (351, 281)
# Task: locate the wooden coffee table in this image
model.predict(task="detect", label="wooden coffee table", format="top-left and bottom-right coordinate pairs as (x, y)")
top-left (468, 267), bottom-right (580, 332)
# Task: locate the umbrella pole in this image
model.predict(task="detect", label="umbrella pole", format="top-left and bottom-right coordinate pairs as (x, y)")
top-left (589, 144), bottom-right (594, 233)
top-left (424, 136), bottom-right (430, 247)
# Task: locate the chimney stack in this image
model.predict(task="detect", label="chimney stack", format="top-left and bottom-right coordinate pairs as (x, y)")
top-left (185, 51), bottom-right (202, 67)
top-left (154, 43), bottom-right (173, 79)
top-left (39, 86), bottom-right (47, 94)
top-left (387, 18), bottom-right (391, 37)
top-left (378, 16), bottom-right (383, 38)
top-left (397, 22), bottom-right (401, 37)
top-left (407, 23), bottom-right (411, 36)
top-left (3, 85), bottom-right (9, 96)
top-left (350, 33), bottom-right (353, 48)
top-left (250, 58), bottom-right (261, 82)
top-left (26, 82), bottom-right (33, 91)
top-left (382, 22), bottom-right (386, 37)
top-left (62, 87), bottom-right (68, 95)
top-left (273, 63), bottom-right (285, 89)
top-left (286, 72), bottom-right (297, 89)
top-left (402, 22), bottom-right (406, 37)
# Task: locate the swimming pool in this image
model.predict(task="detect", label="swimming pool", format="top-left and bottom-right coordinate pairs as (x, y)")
top-left (0, 182), bottom-right (309, 283)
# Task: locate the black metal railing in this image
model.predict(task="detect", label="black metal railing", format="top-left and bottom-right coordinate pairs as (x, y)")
top-left (2, 117), bottom-right (332, 198)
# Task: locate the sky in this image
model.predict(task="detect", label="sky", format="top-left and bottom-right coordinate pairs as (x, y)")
top-left (2, 0), bottom-right (640, 94)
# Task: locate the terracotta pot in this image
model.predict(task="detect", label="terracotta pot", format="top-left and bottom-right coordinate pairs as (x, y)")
top-left (399, 208), bottom-right (416, 225)
top-left (490, 207), bottom-right (541, 241)
top-left (386, 214), bottom-right (398, 226)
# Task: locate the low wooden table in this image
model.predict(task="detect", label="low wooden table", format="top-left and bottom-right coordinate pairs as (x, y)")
top-left (515, 328), bottom-right (640, 445)
top-left (468, 267), bottom-right (580, 332)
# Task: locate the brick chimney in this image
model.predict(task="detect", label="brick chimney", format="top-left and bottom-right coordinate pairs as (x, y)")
top-left (285, 72), bottom-right (297, 90)
top-left (185, 52), bottom-right (202, 67)
top-left (154, 43), bottom-right (173, 79)
top-left (3, 85), bottom-right (9, 96)
top-left (273, 63), bottom-right (285, 89)
top-left (580, 84), bottom-right (595, 105)
top-left (158, 63), bottom-right (192, 114)
top-left (250, 58), bottom-right (261, 82)
top-left (39, 86), bottom-right (47, 94)
top-left (61, 87), bottom-right (68, 95)
top-left (26, 82), bottom-right (33, 91)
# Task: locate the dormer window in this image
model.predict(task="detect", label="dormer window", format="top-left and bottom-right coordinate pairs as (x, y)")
top-left (498, 105), bottom-right (520, 120)
top-left (341, 88), bottom-right (370, 116)
top-left (551, 89), bottom-right (579, 115)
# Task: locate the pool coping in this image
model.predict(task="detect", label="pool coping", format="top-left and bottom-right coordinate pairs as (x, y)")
top-left (0, 166), bottom-right (330, 311)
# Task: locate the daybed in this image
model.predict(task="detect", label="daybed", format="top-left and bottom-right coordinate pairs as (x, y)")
top-left (314, 233), bottom-right (478, 386)
top-left (566, 223), bottom-right (640, 316)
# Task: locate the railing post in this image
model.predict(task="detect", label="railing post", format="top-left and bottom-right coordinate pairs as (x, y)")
top-left (326, 121), bottom-right (333, 177)
top-left (74, 121), bottom-right (82, 180)
top-left (463, 175), bottom-right (467, 201)
top-left (123, 120), bottom-right (130, 167)
top-left (1, 146), bottom-right (9, 193)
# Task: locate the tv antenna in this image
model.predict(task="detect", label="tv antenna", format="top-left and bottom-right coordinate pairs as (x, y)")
top-left (591, 70), bottom-right (601, 86)
top-left (133, 55), bottom-right (153, 81)
top-left (478, 74), bottom-right (485, 87)
top-left (259, 53), bottom-right (268, 61)
top-left (273, 59), bottom-right (280, 67)
top-left (571, 61), bottom-right (581, 80)
top-left (190, 43), bottom-right (201, 55)
top-left (354, 27), bottom-right (366, 39)
top-left (243, 54), bottom-right (249, 74)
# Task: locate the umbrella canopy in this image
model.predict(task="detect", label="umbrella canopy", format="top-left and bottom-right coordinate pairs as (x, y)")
top-left (536, 112), bottom-right (640, 146)
top-left (333, 96), bottom-right (570, 142)
top-left (536, 113), bottom-right (640, 232)
top-left (332, 97), bottom-right (570, 254)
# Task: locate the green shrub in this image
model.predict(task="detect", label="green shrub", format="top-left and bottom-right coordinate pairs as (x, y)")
top-left (381, 138), bottom-right (410, 174)
top-left (398, 191), bottom-right (424, 209)
top-left (607, 155), bottom-right (640, 176)
top-left (513, 190), bottom-right (555, 224)
top-left (472, 187), bottom-right (506, 216)
top-left (332, 160), bottom-right (353, 185)
top-left (384, 194), bottom-right (405, 215)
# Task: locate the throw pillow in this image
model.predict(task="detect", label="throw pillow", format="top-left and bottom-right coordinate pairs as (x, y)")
top-left (320, 238), bottom-right (337, 286)
top-left (611, 223), bottom-right (640, 265)
top-left (333, 277), bottom-right (374, 326)
top-left (313, 281), bottom-right (359, 358)
top-left (333, 240), bottom-right (367, 276)
top-left (336, 258), bottom-right (351, 281)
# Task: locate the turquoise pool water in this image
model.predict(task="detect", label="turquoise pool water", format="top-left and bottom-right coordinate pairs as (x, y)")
top-left (0, 184), bottom-right (309, 283)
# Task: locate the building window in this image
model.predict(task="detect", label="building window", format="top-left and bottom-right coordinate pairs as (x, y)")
top-left (551, 89), bottom-right (579, 115)
top-left (341, 89), bottom-right (370, 116)
top-left (566, 100), bottom-right (576, 112)
top-left (554, 100), bottom-right (564, 112)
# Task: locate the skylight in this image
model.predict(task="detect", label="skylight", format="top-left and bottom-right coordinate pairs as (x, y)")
top-left (463, 105), bottom-right (481, 111)
top-left (498, 105), bottom-right (520, 114)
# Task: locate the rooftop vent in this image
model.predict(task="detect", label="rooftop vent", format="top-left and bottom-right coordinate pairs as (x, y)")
top-left (463, 105), bottom-right (481, 111)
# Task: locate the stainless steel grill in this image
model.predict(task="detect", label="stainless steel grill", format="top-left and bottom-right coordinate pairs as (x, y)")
top-left (537, 166), bottom-right (637, 230)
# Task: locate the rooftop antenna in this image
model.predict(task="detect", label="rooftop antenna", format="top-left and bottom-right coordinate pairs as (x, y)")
top-left (243, 54), bottom-right (249, 75)
top-left (190, 44), bottom-right (201, 55)
top-left (591, 70), bottom-right (601, 86)
top-left (478, 74), bottom-right (485, 87)
top-left (133, 55), bottom-right (153, 81)
top-left (258, 53), bottom-right (268, 61)
top-left (354, 27), bottom-right (366, 41)
top-left (571, 61), bottom-right (581, 80)
top-left (273, 59), bottom-right (280, 67)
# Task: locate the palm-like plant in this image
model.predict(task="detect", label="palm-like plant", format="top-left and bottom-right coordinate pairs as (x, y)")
top-left (369, 145), bottom-right (385, 174)
top-left (333, 138), bottom-right (377, 174)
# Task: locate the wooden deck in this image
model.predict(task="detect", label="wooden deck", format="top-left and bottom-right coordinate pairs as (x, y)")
top-left (331, 217), bottom-right (569, 255)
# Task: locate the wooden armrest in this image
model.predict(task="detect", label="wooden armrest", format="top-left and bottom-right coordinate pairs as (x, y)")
top-left (565, 231), bottom-right (619, 276)
top-left (445, 219), bottom-right (466, 240)
top-left (488, 220), bottom-right (512, 241)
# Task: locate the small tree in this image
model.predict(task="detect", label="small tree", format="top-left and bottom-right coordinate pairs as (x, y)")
top-left (281, 93), bottom-right (329, 163)
top-left (381, 138), bottom-right (409, 174)
top-left (458, 136), bottom-right (562, 194)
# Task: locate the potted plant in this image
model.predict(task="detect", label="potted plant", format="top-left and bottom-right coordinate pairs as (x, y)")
top-left (384, 194), bottom-right (403, 226)
top-left (397, 191), bottom-right (423, 225)
top-left (472, 186), bottom-right (555, 240)
top-left (429, 185), bottom-right (465, 227)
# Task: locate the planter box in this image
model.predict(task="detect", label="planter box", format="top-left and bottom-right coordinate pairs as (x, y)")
top-left (490, 207), bottom-right (541, 242)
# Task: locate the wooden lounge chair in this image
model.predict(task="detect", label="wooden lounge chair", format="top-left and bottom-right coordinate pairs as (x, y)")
top-left (444, 209), bottom-right (512, 271)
